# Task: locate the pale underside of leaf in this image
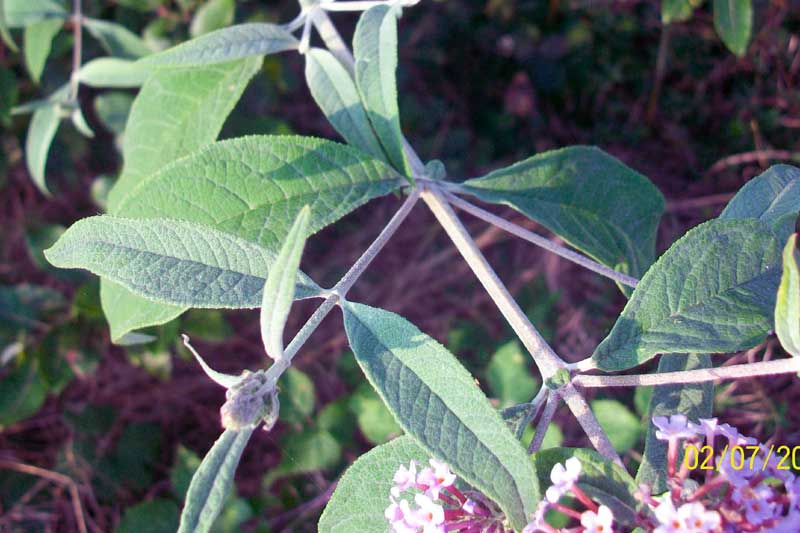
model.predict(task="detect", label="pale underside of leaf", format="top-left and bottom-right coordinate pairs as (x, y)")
top-left (178, 428), bottom-right (254, 533)
top-left (319, 435), bottom-right (430, 532)
top-left (305, 48), bottom-right (387, 162)
top-left (342, 302), bottom-right (539, 530)
top-left (592, 219), bottom-right (782, 371)
top-left (776, 234), bottom-right (800, 356)
top-left (142, 23), bottom-right (298, 67)
top-left (77, 58), bottom-right (151, 88)
top-left (25, 102), bottom-right (61, 196)
top-left (114, 135), bottom-right (405, 250)
top-left (3, 0), bottom-right (65, 28)
top-left (23, 17), bottom-right (63, 83)
top-left (82, 17), bottom-right (152, 59)
top-left (353, 5), bottom-right (409, 176)
top-left (461, 146), bottom-right (664, 284)
top-left (45, 216), bottom-right (321, 308)
top-left (636, 354), bottom-right (713, 493)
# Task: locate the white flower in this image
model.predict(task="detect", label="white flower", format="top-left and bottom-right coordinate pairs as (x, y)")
top-left (392, 461), bottom-right (418, 498)
top-left (545, 457), bottom-right (582, 503)
top-left (580, 504), bottom-right (614, 533)
top-left (523, 501), bottom-right (551, 533)
top-left (462, 498), bottom-right (476, 514)
top-left (416, 459), bottom-right (456, 500)
top-left (408, 494), bottom-right (445, 533)
top-left (653, 495), bottom-right (684, 533)
top-left (653, 415), bottom-right (696, 441)
top-left (677, 502), bottom-right (720, 533)
top-left (385, 498), bottom-right (417, 533)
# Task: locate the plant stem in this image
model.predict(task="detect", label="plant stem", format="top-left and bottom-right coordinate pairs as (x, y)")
top-left (70, 0), bottom-right (83, 100)
top-left (311, 10), bottom-right (355, 73)
top-left (559, 383), bottom-right (623, 465)
top-left (528, 392), bottom-right (557, 454)
top-left (574, 357), bottom-right (800, 388)
top-left (443, 190), bottom-right (639, 288)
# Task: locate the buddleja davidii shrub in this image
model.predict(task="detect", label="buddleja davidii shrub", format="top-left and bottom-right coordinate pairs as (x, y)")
top-left (39, 1), bottom-right (800, 532)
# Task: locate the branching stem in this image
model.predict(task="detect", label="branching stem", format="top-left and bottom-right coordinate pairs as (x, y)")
top-left (528, 392), bottom-right (558, 454)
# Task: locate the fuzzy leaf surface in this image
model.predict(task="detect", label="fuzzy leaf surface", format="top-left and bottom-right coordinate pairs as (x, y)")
top-left (720, 164), bottom-right (800, 225)
top-left (776, 234), bottom-right (800, 356)
top-left (45, 216), bottom-right (321, 308)
top-left (143, 23), bottom-right (297, 66)
top-left (342, 302), bottom-right (539, 529)
top-left (178, 428), bottom-right (254, 533)
top-left (305, 48), bottom-right (386, 161)
top-left (318, 436), bottom-right (429, 532)
top-left (115, 135), bottom-right (404, 250)
top-left (592, 219), bottom-right (782, 371)
top-left (461, 146), bottom-right (664, 285)
top-left (353, 5), bottom-right (409, 175)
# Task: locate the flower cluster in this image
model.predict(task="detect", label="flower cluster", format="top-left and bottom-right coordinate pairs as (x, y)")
top-left (530, 416), bottom-right (799, 532)
top-left (385, 459), bottom-right (509, 532)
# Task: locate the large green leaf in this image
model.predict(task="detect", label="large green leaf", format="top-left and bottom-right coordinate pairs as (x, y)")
top-left (353, 5), bottom-right (410, 176)
top-left (720, 165), bottom-right (800, 223)
top-left (23, 17), bottom-right (62, 83)
top-left (178, 428), bottom-right (254, 533)
top-left (3, 0), bottom-right (64, 28)
top-left (114, 135), bottom-right (404, 250)
top-left (533, 448), bottom-right (642, 527)
top-left (103, 57), bottom-right (262, 341)
top-left (636, 354), bottom-right (713, 493)
top-left (261, 206), bottom-right (310, 360)
top-left (108, 56), bottom-right (262, 210)
top-left (592, 219), bottom-right (783, 371)
top-left (461, 146), bottom-right (664, 286)
top-left (713, 0), bottom-right (752, 57)
top-left (342, 302), bottom-right (539, 529)
top-left (142, 23), bottom-right (297, 67)
top-left (25, 101), bottom-right (61, 196)
top-left (83, 17), bottom-right (152, 59)
top-left (776, 234), bottom-right (800, 357)
top-left (319, 436), bottom-right (429, 533)
top-left (44, 216), bottom-right (321, 308)
top-left (305, 48), bottom-right (386, 162)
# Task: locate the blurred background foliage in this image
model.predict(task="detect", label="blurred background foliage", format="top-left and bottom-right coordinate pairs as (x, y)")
top-left (2, 0), bottom-right (800, 531)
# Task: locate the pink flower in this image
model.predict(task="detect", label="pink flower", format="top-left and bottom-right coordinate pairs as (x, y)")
top-left (408, 494), bottom-right (445, 533)
top-left (417, 459), bottom-right (456, 500)
top-left (385, 498), bottom-right (418, 533)
top-left (545, 457), bottom-right (582, 503)
top-left (653, 414), bottom-right (696, 441)
top-left (392, 461), bottom-right (418, 498)
top-left (677, 502), bottom-right (720, 533)
top-left (580, 504), bottom-right (614, 533)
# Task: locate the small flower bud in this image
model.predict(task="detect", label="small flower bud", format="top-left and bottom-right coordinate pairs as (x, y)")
top-left (219, 370), bottom-right (274, 430)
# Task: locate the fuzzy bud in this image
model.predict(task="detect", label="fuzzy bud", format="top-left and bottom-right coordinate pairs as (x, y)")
top-left (219, 370), bottom-right (274, 430)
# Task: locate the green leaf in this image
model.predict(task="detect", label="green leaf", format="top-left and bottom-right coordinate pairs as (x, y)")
top-left (44, 215), bottom-right (321, 308)
top-left (353, 5), bottom-right (410, 176)
top-left (190, 0), bottom-right (234, 38)
top-left (319, 435), bottom-right (430, 532)
top-left (305, 48), bottom-right (386, 162)
top-left (533, 448), bottom-right (642, 526)
top-left (114, 135), bottom-right (405, 251)
top-left (591, 399), bottom-right (641, 453)
top-left (83, 17), bottom-right (152, 59)
top-left (103, 57), bottom-right (262, 341)
top-left (720, 165), bottom-right (800, 223)
top-left (636, 354), bottom-right (713, 493)
top-left (261, 206), bottom-right (310, 360)
top-left (23, 17), bottom-right (62, 83)
top-left (264, 428), bottom-right (342, 487)
top-left (78, 58), bottom-right (151, 88)
top-left (143, 23), bottom-right (297, 66)
top-left (486, 340), bottom-right (539, 408)
top-left (108, 57), bottom-right (262, 209)
top-left (178, 428), bottom-right (254, 533)
top-left (713, 0), bottom-right (752, 57)
top-left (0, 0), bottom-right (19, 52)
top-left (171, 445), bottom-right (202, 500)
top-left (25, 101), bottom-right (61, 196)
top-left (94, 93), bottom-right (135, 135)
top-left (0, 354), bottom-right (48, 427)
top-left (116, 499), bottom-right (180, 533)
top-left (278, 367), bottom-right (316, 425)
top-left (661, 0), bottom-right (695, 24)
top-left (349, 382), bottom-right (402, 444)
top-left (461, 146), bottom-right (665, 285)
top-left (776, 234), bottom-right (800, 356)
top-left (3, 0), bottom-right (65, 28)
top-left (342, 302), bottom-right (539, 529)
top-left (592, 219), bottom-right (782, 371)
